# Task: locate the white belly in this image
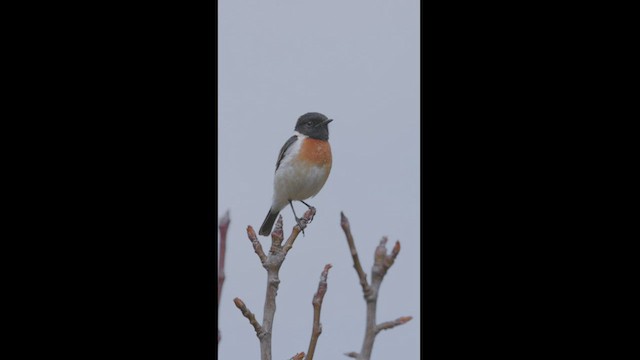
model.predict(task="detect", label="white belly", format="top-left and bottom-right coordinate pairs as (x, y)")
top-left (272, 161), bottom-right (329, 210)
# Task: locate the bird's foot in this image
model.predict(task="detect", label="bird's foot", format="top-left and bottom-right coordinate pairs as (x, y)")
top-left (295, 217), bottom-right (306, 236)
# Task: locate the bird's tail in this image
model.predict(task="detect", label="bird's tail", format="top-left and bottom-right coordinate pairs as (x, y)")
top-left (259, 209), bottom-right (279, 236)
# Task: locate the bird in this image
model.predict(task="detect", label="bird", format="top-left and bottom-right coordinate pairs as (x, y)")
top-left (259, 112), bottom-right (333, 236)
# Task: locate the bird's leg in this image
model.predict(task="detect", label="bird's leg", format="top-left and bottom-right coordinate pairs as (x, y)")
top-left (298, 200), bottom-right (315, 224)
top-left (289, 200), bottom-right (305, 236)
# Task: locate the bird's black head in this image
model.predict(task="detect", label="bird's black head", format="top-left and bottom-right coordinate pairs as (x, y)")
top-left (294, 112), bottom-right (333, 140)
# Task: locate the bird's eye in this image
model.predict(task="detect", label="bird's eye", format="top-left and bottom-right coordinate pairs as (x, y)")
top-left (307, 122), bottom-right (313, 126)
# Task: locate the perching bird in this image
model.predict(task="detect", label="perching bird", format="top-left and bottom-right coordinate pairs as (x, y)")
top-left (258, 112), bottom-right (333, 236)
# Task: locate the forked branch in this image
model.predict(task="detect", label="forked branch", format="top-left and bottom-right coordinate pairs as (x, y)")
top-left (235, 207), bottom-right (317, 360)
top-left (340, 212), bottom-right (412, 360)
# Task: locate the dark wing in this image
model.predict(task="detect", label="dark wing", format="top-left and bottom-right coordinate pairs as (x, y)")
top-left (275, 135), bottom-right (298, 171)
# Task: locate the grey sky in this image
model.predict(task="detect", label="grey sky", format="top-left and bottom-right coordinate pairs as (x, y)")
top-left (218, 1), bottom-right (420, 358)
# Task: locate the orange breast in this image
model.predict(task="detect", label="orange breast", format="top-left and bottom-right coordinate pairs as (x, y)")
top-left (298, 138), bottom-right (332, 168)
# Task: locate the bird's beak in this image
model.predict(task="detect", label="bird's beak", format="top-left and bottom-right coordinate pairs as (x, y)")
top-left (320, 118), bottom-right (333, 126)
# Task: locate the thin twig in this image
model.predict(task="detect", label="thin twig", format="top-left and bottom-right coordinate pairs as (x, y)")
top-left (247, 225), bottom-right (268, 265)
top-left (291, 352), bottom-right (305, 360)
top-left (375, 316), bottom-right (413, 335)
top-left (233, 297), bottom-right (266, 339)
top-left (340, 212), bottom-right (370, 297)
top-left (218, 210), bottom-right (230, 344)
top-left (306, 264), bottom-right (332, 360)
top-left (284, 207), bottom-right (315, 254)
top-left (340, 212), bottom-right (411, 360)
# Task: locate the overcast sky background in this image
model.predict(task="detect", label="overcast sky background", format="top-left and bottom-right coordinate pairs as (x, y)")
top-left (218, 1), bottom-right (419, 359)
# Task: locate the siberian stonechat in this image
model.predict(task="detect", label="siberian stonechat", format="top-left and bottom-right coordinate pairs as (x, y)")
top-left (258, 112), bottom-right (333, 236)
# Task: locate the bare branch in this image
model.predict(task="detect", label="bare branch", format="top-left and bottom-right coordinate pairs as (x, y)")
top-left (341, 212), bottom-right (410, 360)
top-left (375, 316), bottom-right (413, 335)
top-left (372, 237), bottom-right (398, 283)
top-left (260, 259), bottom-right (279, 360)
top-left (384, 241), bottom-right (401, 277)
top-left (340, 212), bottom-right (370, 296)
top-left (218, 210), bottom-right (230, 344)
top-left (270, 214), bottom-right (284, 249)
top-left (306, 264), bottom-right (332, 360)
top-left (247, 225), bottom-right (268, 265)
top-left (238, 208), bottom-right (319, 360)
top-left (233, 297), bottom-right (266, 339)
top-left (283, 207), bottom-right (316, 254)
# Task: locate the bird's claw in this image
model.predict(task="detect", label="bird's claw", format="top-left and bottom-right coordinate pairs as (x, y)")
top-left (295, 217), bottom-right (306, 236)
